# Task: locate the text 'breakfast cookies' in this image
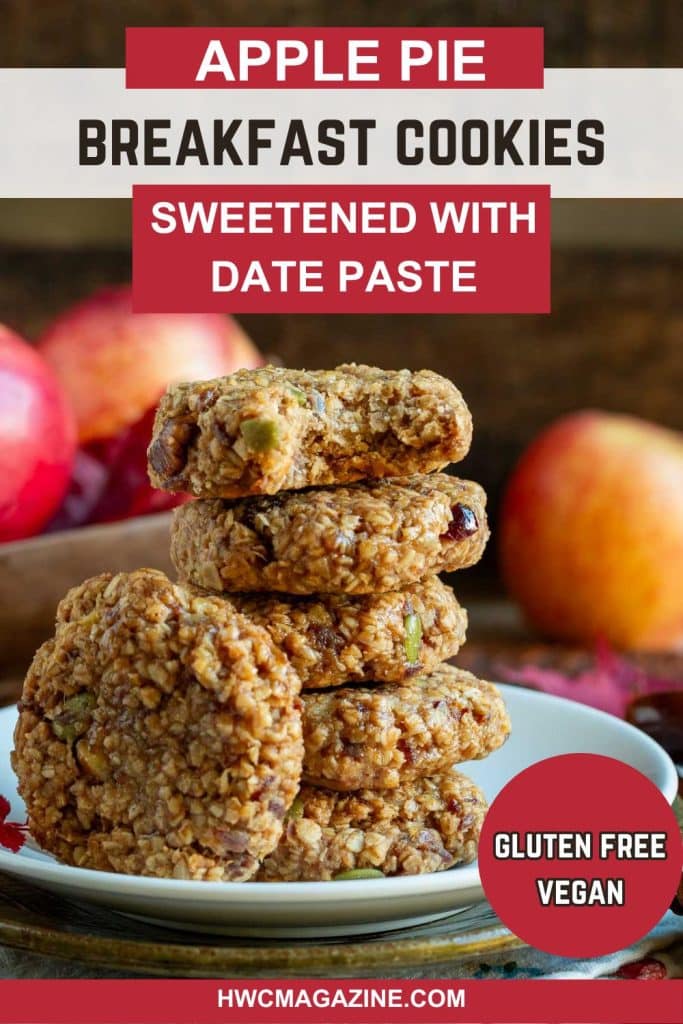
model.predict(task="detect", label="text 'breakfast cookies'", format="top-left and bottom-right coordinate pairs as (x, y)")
top-left (13, 364), bottom-right (509, 881)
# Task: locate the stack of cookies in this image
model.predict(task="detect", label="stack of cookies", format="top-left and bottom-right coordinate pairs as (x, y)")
top-left (154, 364), bottom-right (510, 881)
top-left (13, 363), bottom-right (509, 884)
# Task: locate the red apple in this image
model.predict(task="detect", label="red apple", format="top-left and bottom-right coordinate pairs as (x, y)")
top-left (39, 285), bottom-right (263, 443)
top-left (500, 411), bottom-right (683, 651)
top-left (0, 325), bottom-right (76, 542)
top-left (46, 407), bottom-right (191, 532)
top-left (39, 285), bottom-right (263, 527)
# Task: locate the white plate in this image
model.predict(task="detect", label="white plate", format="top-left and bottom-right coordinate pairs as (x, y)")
top-left (0, 685), bottom-right (676, 938)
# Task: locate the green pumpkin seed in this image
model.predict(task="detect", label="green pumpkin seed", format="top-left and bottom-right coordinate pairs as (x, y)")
top-left (332, 868), bottom-right (386, 881)
top-left (239, 417), bottom-right (281, 453)
top-left (286, 795), bottom-right (305, 820)
top-left (403, 612), bottom-right (423, 663)
top-left (52, 692), bottom-right (96, 743)
top-left (287, 385), bottom-right (308, 407)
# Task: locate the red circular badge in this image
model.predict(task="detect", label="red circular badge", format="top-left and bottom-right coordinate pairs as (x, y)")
top-left (478, 754), bottom-right (682, 958)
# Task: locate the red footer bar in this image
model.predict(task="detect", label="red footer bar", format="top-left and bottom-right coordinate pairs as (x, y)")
top-left (0, 979), bottom-right (681, 1023)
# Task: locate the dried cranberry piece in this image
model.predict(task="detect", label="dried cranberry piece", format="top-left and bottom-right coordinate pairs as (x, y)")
top-left (616, 957), bottom-right (667, 980)
top-left (268, 798), bottom-right (286, 819)
top-left (214, 829), bottom-right (249, 854)
top-left (441, 503), bottom-right (478, 542)
top-left (309, 624), bottom-right (344, 654)
top-left (397, 739), bottom-right (415, 765)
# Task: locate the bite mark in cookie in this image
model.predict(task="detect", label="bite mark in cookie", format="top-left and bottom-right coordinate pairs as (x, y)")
top-left (149, 364), bottom-right (472, 499)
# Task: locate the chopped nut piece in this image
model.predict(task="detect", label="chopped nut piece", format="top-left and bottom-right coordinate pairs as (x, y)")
top-left (309, 388), bottom-right (326, 414)
top-left (76, 741), bottom-right (108, 780)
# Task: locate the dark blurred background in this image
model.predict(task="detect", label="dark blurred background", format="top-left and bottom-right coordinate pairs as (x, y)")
top-left (1, 0), bottom-right (681, 552)
top-left (2, 0), bottom-right (682, 66)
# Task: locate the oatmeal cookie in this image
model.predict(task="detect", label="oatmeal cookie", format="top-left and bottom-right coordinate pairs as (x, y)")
top-left (171, 474), bottom-right (488, 595)
top-left (148, 364), bottom-right (472, 499)
top-left (257, 772), bottom-right (486, 881)
top-left (228, 577), bottom-right (466, 689)
top-left (12, 569), bottom-right (303, 881)
top-left (301, 665), bottom-right (509, 791)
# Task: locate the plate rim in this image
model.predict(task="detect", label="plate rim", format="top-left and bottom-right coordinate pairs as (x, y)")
top-left (0, 918), bottom-right (524, 977)
top-left (0, 877), bottom-right (525, 976)
top-left (0, 683), bottom-right (677, 899)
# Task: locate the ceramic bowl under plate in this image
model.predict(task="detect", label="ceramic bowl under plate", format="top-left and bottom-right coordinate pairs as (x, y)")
top-left (0, 685), bottom-right (676, 938)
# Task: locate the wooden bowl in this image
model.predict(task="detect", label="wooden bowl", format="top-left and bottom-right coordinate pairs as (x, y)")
top-left (0, 514), bottom-right (174, 681)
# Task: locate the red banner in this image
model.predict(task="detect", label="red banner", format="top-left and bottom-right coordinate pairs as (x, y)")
top-left (125, 27), bottom-right (544, 90)
top-left (132, 184), bottom-right (550, 314)
top-left (0, 979), bottom-right (680, 1023)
